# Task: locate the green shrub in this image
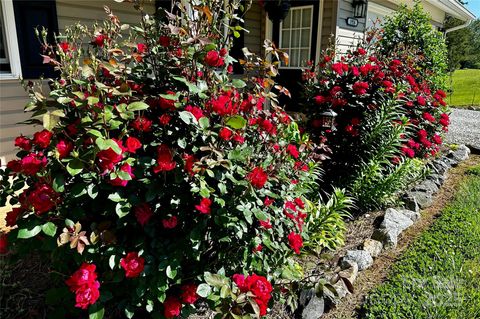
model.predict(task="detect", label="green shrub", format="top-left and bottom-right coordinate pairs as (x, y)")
top-left (378, 2), bottom-right (448, 90)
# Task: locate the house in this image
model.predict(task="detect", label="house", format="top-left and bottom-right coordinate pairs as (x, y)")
top-left (0, 0), bottom-right (475, 164)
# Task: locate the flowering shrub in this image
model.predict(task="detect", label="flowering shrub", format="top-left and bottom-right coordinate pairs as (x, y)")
top-left (301, 7), bottom-right (449, 209)
top-left (0, 1), bottom-right (328, 318)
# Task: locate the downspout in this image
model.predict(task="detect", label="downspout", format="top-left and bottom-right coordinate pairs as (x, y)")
top-left (444, 18), bottom-right (473, 36)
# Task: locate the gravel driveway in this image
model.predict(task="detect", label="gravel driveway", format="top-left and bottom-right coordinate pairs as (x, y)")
top-left (445, 108), bottom-right (480, 152)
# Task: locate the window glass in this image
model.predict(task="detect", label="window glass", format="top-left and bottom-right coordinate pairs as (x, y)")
top-left (279, 6), bottom-right (313, 68)
top-left (0, 1), bottom-right (11, 73)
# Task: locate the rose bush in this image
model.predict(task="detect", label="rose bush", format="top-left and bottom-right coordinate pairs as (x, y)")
top-left (301, 6), bottom-right (449, 209)
top-left (0, 1), bottom-right (336, 318)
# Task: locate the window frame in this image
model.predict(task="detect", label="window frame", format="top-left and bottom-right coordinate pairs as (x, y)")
top-left (278, 5), bottom-right (314, 70)
top-left (0, 0), bottom-right (21, 80)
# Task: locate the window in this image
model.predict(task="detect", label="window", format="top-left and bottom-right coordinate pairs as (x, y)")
top-left (279, 6), bottom-right (313, 68)
top-left (0, 0), bottom-right (21, 79)
top-left (0, 2), bottom-right (11, 73)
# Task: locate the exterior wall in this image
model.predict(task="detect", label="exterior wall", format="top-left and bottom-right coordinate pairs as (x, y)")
top-left (320, 0), bottom-right (338, 51)
top-left (334, 0), bottom-right (447, 53)
top-left (244, 2), bottom-right (265, 55)
top-left (335, 0), bottom-right (367, 54)
top-left (0, 1), bottom-right (155, 165)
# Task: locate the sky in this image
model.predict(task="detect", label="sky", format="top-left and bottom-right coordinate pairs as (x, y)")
top-left (466, 0), bottom-right (480, 18)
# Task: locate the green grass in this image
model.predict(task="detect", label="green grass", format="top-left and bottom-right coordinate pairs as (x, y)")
top-left (448, 69), bottom-right (480, 107)
top-left (361, 166), bottom-right (480, 319)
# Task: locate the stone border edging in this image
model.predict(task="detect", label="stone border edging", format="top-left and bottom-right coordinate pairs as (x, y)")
top-left (300, 145), bottom-right (472, 319)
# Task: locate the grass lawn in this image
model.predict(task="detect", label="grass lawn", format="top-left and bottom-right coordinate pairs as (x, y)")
top-left (448, 69), bottom-right (480, 107)
top-left (361, 165), bottom-right (480, 319)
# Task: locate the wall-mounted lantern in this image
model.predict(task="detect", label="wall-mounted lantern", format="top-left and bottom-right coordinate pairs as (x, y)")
top-left (352, 0), bottom-right (368, 18)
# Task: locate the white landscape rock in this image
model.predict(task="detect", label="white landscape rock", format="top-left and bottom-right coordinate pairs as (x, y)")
top-left (343, 250), bottom-right (373, 271)
top-left (362, 239), bottom-right (383, 257)
top-left (372, 208), bottom-right (414, 248)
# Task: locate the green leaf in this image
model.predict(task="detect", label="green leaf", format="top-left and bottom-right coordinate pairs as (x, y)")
top-left (67, 159), bottom-right (84, 176)
top-left (115, 202), bottom-right (131, 218)
top-left (178, 111), bottom-right (196, 125)
top-left (87, 129), bottom-right (103, 138)
top-left (198, 117), bottom-right (210, 129)
top-left (87, 96), bottom-right (99, 105)
top-left (232, 79), bottom-right (247, 88)
top-left (42, 222), bottom-right (57, 237)
top-left (127, 101), bottom-right (149, 111)
top-left (204, 272), bottom-right (228, 288)
top-left (105, 139), bottom-right (122, 154)
top-left (196, 283), bottom-right (211, 298)
top-left (89, 307), bottom-right (104, 319)
top-left (166, 265), bottom-right (177, 279)
top-left (52, 174), bottom-right (65, 193)
top-left (18, 225), bottom-right (42, 239)
top-left (226, 115), bottom-right (247, 129)
top-left (43, 112), bottom-right (61, 131)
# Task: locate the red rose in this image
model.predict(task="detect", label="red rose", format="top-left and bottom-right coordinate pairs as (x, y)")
top-left (21, 183), bottom-right (60, 215)
top-left (5, 207), bottom-right (23, 227)
top-left (233, 274), bottom-right (272, 316)
top-left (233, 274), bottom-right (247, 292)
top-left (259, 219), bottom-right (272, 229)
top-left (286, 144), bottom-right (299, 159)
top-left (33, 130), bottom-right (53, 148)
top-left (264, 197), bottom-right (274, 206)
top-left (93, 34), bottom-right (106, 47)
top-left (432, 134), bottom-right (442, 145)
top-left (195, 198), bottom-right (211, 214)
top-left (159, 36), bottom-right (170, 47)
top-left (109, 163), bottom-right (134, 187)
top-left (162, 216), bottom-right (178, 229)
top-left (56, 140), bottom-right (74, 159)
top-left (357, 47), bottom-right (366, 55)
top-left (314, 95), bottom-right (328, 105)
top-left (159, 91), bottom-right (176, 110)
top-left (159, 114), bottom-right (172, 126)
top-left (131, 116), bottom-right (153, 132)
top-left (227, 64), bottom-right (234, 73)
top-left (120, 252), bottom-right (145, 278)
top-left (137, 43), bottom-right (147, 54)
top-left (185, 105), bottom-right (204, 120)
top-left (219, 47), bottom-right (228, 57)
top-left (209, 92), bottom-right (238, 116)
top-left (125, 137), bottom-right (142, 153)
top-left (15, 135), bottom-right (32, 151)
top-left (401, 146), bottom-right (415, 158)
top-left (58, 42), bottom-right (70, 52)
top-left (180, 283), bottom-right (199, 304)
top-left (74, 284), bottom-right (100, 309)
top-left (247, 167), bottom-right (268, 189)
top-left (253, 244), bottom-right (263, 253)
top-left (204, 50), bottom-right (224, 67)
top-left (417, 95), bottom-right (426, 106)
top-left (19, 153), bottom-right (47, 175)
top-left (66, 263), bottom-right (100, 310)
top-left (153, 144), bottom-right (176, 173)
top-left (6, 160), bottom-right (21, 172)
top-left (233, 134), bottom-right (245, 144)
top-left (219, 127), bottom-right (233, 140)
top-left (353, 81), bottom-right (369, 95)
top-left (422, 112), bottom-right (436, 123)
top-left (134, 203), bottom-right (153, 226)
top-left (288, 232), bottom-right (303, 254)
top-left (65, 263), bottom-right (99, 291)
top-left (97, 142), bottom-right (124, 173)
top-left (163, 296), bottom-right (182, 318)
top-left (183, 154), bottom-right (197, 175)
top-left (0, 234), bottom-right (8, 254)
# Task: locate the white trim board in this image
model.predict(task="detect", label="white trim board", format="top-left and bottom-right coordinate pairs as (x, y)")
top-left (0, 0), bottom-right (22, 80)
